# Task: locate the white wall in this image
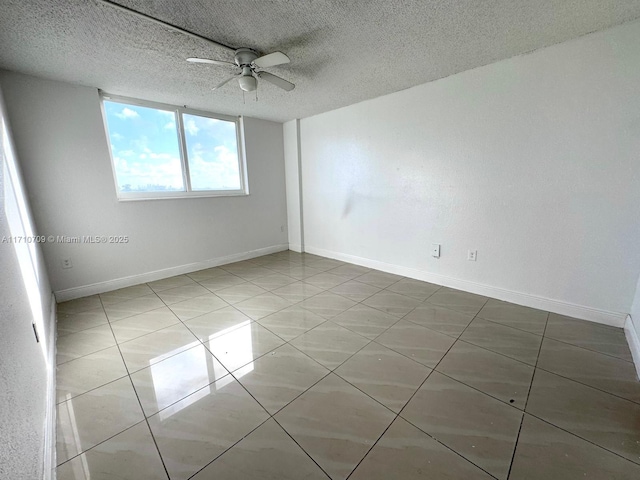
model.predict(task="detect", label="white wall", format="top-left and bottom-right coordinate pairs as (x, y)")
top-left (0, 86), bottom-right (55, 479)
top-left (0, 71), bottom-right (288, 299)
top-left (283, 119), bottom-right (303, 251)
top-left (299, 20), bottom-right (640, 324)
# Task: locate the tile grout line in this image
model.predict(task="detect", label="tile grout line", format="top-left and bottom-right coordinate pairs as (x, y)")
top-left (215, 274), bottom-right (420, 425)
top-left (236, 280), bottom-right (495, 438)
top-left (474, 314), bottom-right (548, 337)
top-left (178, 267), bottom-right (437, 477)
top-left (55, 252), bottom-right (638, 477)
top-left (412, 298), bottom-right (632, 364)
top-left (397, 294), bottom-right (503, 478)
top-left (108, 268), bottom-right (300, 479)
top-left (370, 297), bottom-right (497, 477)
top-left (54, 372), bottom-right (129, 407)
top-left (104, 296), bottom-right (173, 480)
top-left (54, 419), bottom-right (150, 469)
top-left (170, 286), bottom-right (339, 480)
top-left (223, 364), bottom-right (335, 479)
top-left (55, 342), bottom-right (119, 367)
top-left (531, 365), bottom-right (640, 406)
top-left (182, 414), bottom-right (270, 480)
top-left (146, 283), bottom-right (336, 421)
top-left (533, 334), bottom-right (635, 364)
top-left (58, 259), bottom-right (439, 472)
top-left (269, 416), bottom-right (334, 480)
top-left (522, 315), bottom-right (640, 469)
top-left (343, 417), bottom-right (401, 480)
top-left (450, 335), bottom-right (540, 368)
top-left (63, 259), bottom-right (412, 355)
top-left (472, 313), bottom-right (634, 364)
top-left (363, 294), bottom-right (478, 373)
top-left (398, 294), bottom-right (490, 403)
top-left (519, 408), bottom-right (640, 468)
top-left (445, 314), bottom-right (637, 388)
top-left (124, 285), bottom-right (640, 473)
top-left (343, 296), bottom-right (501, 480)
top-left (61, 279), bottom-right (505, 368)
top-left (120, 277), bottom-right (239, 384)
top-left (391, 417), bottom-right (501, 480)
top-left (429, 368), bottom-right (530, 412)
top-left (101, 296), bottom-right (172, 479)
top-left (54, 254), bottom-right (301, 473)
top-left (505, 311), bottom-right (550, 479)
top-left (184, 416), bottom-right (276, 479)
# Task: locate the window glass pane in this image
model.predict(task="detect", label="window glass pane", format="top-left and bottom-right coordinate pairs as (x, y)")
top-left (103, 101), bottom-right (185, 193)
top-left (182, 113), bottom-right (241, 191)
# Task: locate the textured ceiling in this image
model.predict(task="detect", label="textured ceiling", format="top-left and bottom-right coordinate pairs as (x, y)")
top-left (1, 0), bottom-right (640, 122)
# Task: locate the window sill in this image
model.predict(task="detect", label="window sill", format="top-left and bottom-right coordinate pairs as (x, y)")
top-left (116, 191), bottom-right (250, 202)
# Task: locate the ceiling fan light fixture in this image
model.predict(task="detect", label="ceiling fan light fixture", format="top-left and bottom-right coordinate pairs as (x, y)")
top-left (238, 74), bottom-right (257, 92)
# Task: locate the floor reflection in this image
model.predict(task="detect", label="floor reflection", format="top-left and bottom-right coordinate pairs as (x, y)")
top-left (58, 394), bottom-right (90, 478)
top-left (206, 320), bottom-right (255, 375)
top-left (150, 321), bottom-right (254, 421)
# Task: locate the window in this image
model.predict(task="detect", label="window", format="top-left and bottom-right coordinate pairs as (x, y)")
top-left (100, 94), bottom-right (247, 200)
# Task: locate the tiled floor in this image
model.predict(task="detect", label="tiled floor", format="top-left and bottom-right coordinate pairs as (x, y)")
top-left (55, 251), bottom-right (640, 479)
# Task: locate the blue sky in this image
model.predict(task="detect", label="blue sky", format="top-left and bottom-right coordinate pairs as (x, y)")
top-left (183, 113), bottom-right (240, 191)
top-left (104, 101), bottom-right (239, 192)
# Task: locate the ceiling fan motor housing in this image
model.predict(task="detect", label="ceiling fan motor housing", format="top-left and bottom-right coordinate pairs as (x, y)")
top-left (234, 48), bottom-right (259, 67)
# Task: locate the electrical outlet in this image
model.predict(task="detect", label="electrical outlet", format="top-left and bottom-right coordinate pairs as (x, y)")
top-left (467, 250), bottom-right (477, 261)
top-left (431, 243), bottom-right (441, 258)
top-left (62, 258), bottom-right (73, 269)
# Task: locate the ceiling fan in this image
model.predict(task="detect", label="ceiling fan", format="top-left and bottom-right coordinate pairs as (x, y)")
top-left (187, 48), bottom-right (295, 92)
top-left (96, 0), bottom-right (295, 94)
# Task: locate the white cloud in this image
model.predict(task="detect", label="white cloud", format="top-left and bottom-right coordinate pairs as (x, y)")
top-left (149, 152), bottom-right (174, 160)
top-left (132, 136), bottom-right (151, 153)
top-left (115, 148), bottom-right (183, 191)
top-left (185, 119), bottom-right (199, 136)
top-left (114, 157), bottom-right (128, 170)
top-left (163, 121), bottom-right (176, 130)
top-left (114, 107), bottom-right (139, 119)
top-left (188, 144), bottom-right (240, 190)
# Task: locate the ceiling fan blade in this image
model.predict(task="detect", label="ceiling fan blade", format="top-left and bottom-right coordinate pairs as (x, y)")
top-left (212, 75), bottom-right (239, 90)
top-left (252, 51), bottom-right (290, 68)
top-left (256, 71), bottom-right (295, 91)
top-left (187, 57), bottom-right (236, 67)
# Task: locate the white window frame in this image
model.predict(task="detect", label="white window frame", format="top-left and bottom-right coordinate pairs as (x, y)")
top-left (99, 92), bottom-right (249, 201)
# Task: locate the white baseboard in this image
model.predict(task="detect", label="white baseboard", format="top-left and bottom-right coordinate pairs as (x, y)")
top-left (624, 315), bottom-right (640, 380)
top-left (288, 243), bottom-right (303, 253)
top-left (54, 244), bottom-right (289, 302)
top-left (44, 294), bottom-right (56, 480)
top-left (305, 246), bottom-right (628, 328)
